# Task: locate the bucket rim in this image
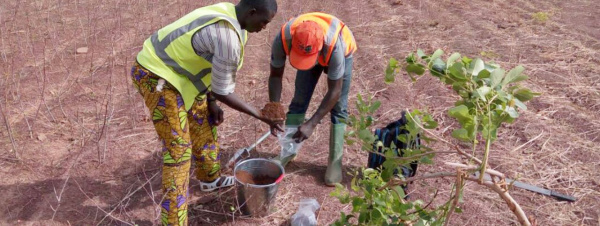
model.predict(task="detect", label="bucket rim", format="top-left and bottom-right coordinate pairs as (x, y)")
top-left (233, 158), bottom-right (285, 188)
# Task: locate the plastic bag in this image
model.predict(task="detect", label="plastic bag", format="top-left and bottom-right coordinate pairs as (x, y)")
top-left (277, 126), bottom-right (303, 160)
top-left (291, 198), bottom-right (320, 226)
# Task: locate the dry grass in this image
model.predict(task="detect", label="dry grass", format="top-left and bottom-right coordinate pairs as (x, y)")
top-left (0, 0), bottom-right (598, 225)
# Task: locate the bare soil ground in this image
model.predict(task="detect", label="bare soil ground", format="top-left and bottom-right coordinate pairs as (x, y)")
top-left (1, 0), bottom-right (598, 225)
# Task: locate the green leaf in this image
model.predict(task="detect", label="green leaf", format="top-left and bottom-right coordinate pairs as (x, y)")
top-left (451, 82), bottom-right (465, 92)
top-left (490, 68), bottom-right (505, 88)
top-left (358, 212), bottom-right (369, 223)
top-left (482, 124), bottom-right (498, 141)
top-left (358, 129), bottom-right (374, 142)
top-left (471, 58), bottom-right (485, 76)
top-left (502, 65), bottom-right (526, 86)
top-left (417, 49), bottom-right (426, 59)
top-left (448, 62), bottom-right (467, 81)
top-left (385, 58), bottom-right (399, 83)
top-left (406, 64), bottom-right (426, 76)
top-left (513, 98), bottom-right (527, 110)
top-left (372, 208), bottom-right (385, 221)
top-left (461, 56), bottom-right (472, 65)
top-left (505, 106), bottom-right (519, 118)
top-left (357, 93), bottom-right (364, 109)
top-left (478, 69), bottom-right (491, 79)
top-left (385, 72), bottom-right (395, 84)
top-left (369, 101), bottom-right (381, 113)
top-left (451, 128), bottom-right (471, 141)
top-left (496, 89), bottom-right (508, 102)
top-left (455, 207), bottom-right (463, 213)
top-left (431, 63), bottom-right (446, 78)
top-left (513, 88), bottom-right (540, 102)
top-left (430, 49), bottom-right (444, 63)
top-left (389, 57), bottom-right (398, 68)
top-left (352, 197), bottom-right (364, 209)
top-left (447, 53), bottom-right (461, 67)
top-left (448, 105), bottom-right (471, 121)
top-left (475, 86), bottom-right (492, 101)
top-left (422, 114), bottom-right (438, 129)
top-left (485, 62), bottom-right (499, 71)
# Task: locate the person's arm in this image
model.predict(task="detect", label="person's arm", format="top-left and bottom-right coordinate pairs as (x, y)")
top-left (269, 32), bottom-right (287, 102)
top-left (197, 21), bottom-right (281, 130)
top-left (292, 78), bottom-right (343, 142)
top-left (211, 92), bottom-right (261, 120)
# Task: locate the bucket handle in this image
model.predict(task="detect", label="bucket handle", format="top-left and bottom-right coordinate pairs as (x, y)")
top-left (275, 173), bottom-right (285, 184)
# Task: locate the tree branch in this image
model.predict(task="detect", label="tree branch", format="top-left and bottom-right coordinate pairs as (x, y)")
top-left (379, 170), bottom-right (531, 225)
top-left (404, 110), bottom-right (482, 164)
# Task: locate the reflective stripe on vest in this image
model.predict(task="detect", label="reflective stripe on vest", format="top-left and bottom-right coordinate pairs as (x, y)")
top-left (148, 14), bottom-right (246, 93)
top-left (281, 13), bottom-right (356, 67)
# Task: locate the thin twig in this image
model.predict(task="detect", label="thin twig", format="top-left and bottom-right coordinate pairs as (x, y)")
top-left (511, 132), bottom-right (544, 153)
top-left (50, 175), bottom-right (70, 221)
top-left (73, 179), bottom-right (133, 225)
top-left (96, 171), bottom-right (159, 225)
top-left (0, 101), bottom-right (19, 159)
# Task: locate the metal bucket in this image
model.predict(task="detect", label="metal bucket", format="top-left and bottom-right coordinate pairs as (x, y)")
top-left (234, 158), bottom-right (285, 217)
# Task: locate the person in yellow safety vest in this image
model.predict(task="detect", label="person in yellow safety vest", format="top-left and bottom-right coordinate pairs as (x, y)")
top-left (131, 1), bottom-right (280, 225)
top-left (268, 13), bottom-right (357, 186)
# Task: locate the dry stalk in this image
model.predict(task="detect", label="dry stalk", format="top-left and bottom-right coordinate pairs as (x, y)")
top-left (50, 175), bottom-right (70, 221)
top-left (478, 180), bottom-right (531, 226)
top-left (0, 101), bottom-right (19, 159)
top-left (96, 171), bottom-right (159, 225)
top-left (444, 162), bottom-right (505, 179)
top-left (72, 179), bottom-right (133, 225)
top-left (444, 170), bottom-right (464, 226)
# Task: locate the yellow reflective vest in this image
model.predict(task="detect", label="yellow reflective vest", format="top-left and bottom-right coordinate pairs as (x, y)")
top-left (137, 2), bottom-right (248, 110)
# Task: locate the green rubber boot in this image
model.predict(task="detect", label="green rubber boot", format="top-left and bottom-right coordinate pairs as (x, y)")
top-left (276, 113), bottom-right (305, 167)
top-left (325, 123), bottom-right (346, 186)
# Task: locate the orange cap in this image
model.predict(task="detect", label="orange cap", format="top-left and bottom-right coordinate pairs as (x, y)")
top-left (290, 21), bottom-right (323, 70)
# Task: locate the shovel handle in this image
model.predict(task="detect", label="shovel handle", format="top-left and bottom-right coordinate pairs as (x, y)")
top-left (248, 132), bottom-right (271, 150)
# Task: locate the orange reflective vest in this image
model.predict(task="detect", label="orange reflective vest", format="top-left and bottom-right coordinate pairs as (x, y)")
top-left (281, 13), bottom-right (357, 66)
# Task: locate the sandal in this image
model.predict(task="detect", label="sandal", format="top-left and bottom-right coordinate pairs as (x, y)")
top-left (200, 176), bottom-right (236, 192)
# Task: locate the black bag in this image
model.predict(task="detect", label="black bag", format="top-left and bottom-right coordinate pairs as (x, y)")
top-left (367, 112), bottom-right (419, 179)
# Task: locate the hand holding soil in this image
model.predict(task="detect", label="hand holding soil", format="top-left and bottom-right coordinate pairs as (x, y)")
top-left (260, 102), bottom-right (286, 122)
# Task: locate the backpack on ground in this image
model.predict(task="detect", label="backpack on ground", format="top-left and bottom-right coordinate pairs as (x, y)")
top-left (367, 111), bottom-right (420, 179)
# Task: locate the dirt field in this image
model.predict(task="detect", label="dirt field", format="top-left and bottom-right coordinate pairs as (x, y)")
top-left (1, 0), bottom-right (598, 225)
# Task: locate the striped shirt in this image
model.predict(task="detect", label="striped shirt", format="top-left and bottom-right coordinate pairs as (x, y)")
top-left (192, 20), bottom-right (242, 95)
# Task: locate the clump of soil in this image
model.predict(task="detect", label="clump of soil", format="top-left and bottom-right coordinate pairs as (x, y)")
top-left (260, 102), bottom-right (286, 122)
top-left (235, 170), bottom-right (276, 185)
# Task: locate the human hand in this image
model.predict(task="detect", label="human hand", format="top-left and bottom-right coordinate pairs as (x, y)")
top-left (292, 122), bottom-right (315, 143)
top-left (207, 101), bottom-right (224, 126)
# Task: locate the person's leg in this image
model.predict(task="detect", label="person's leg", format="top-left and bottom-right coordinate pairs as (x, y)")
top-left (325, 57), bottom-right (353, 186)
top-left (287, 65), bottom-right (324, 124)
top-left (189, 96), bottom-right (233, 191)
top-left (278, 66), bottom-right (324, 166)
top-left (131, 63), bottom-right (192, 226)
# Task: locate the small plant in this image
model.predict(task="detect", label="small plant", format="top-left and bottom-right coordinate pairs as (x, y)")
top-left (480, 51), bottom-right (500, 59)
top-left (532, 12), bottom-right (550, 23)
top-left (333, 49), bottom-right (540, 225)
